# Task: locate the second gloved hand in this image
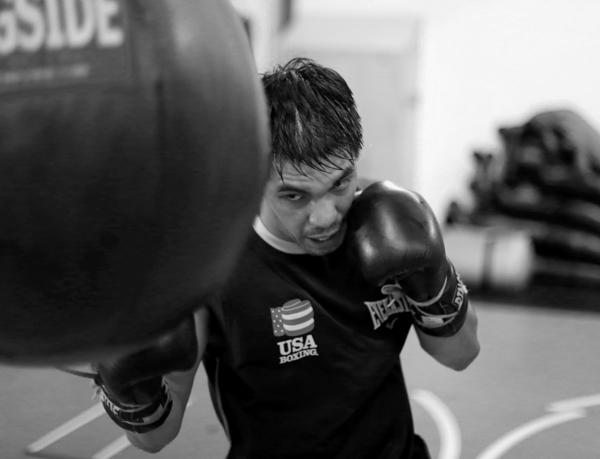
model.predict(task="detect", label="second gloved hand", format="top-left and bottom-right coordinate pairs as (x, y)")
top-left (346, 181), bottom-right (468, 337)
top-left (93, 315), bottom-right (199, 433)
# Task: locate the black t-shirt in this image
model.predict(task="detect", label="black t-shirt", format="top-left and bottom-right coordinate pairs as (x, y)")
top-left (204, 230), bottom-right (428, 459)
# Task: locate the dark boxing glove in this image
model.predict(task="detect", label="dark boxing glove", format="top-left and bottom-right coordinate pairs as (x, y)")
top-left (347, 181), bottom-right (468, 337)
top-left (93, 316), bottom-right (198, 433)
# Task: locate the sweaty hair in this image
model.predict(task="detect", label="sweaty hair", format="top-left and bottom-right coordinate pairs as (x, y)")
top-left (261, 57), bottom-right (363, 176)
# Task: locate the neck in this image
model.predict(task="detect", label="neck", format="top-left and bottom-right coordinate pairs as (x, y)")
top-left (253, 217), bottom-right (306, 254)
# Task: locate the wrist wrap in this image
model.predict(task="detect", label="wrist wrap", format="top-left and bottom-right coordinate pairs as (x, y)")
top-left (98, 379), bottom-right (173, 433)
top-left (405, 261), bottom-right (469, 337)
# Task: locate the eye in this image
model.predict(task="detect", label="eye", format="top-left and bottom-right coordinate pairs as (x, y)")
top-left (333, 176), bottom-right (352, 191)
top-left (280, 192), bottom-right (305, 202)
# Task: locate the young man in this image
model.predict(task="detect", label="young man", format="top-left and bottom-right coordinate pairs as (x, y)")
top-left (94, 57), bottom-right (479, 458)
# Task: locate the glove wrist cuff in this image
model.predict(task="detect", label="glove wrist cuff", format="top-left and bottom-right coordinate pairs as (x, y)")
top-left (410, 262), bottom-right (470, 337)
top-left (99, 379), bottom-right (173, 433)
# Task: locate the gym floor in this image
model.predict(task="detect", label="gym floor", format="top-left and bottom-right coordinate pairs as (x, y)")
top-left (1, 284), bottom-right (599, 459)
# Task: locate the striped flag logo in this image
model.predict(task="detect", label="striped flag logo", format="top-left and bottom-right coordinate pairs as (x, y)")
top-left (270, 299), bottom-right (314, 337)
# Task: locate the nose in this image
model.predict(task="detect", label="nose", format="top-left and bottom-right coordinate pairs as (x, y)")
top-left (308, 197), bottom-right (339, 229)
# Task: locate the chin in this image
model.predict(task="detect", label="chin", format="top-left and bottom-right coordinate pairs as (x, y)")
top-left (305, 244), bottom-right (338, 256)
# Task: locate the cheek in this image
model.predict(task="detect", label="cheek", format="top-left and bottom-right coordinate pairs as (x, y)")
top-left (274, 204), bottom-right (308, 235)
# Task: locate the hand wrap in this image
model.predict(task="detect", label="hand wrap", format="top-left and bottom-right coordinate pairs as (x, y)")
top-left (404, 261), bottom-right (469, 337)
top-left (95, 377), bottom-right (173, 433)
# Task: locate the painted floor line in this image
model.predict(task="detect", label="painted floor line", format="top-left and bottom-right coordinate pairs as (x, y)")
top-left (88, 395), bottom-right (198, 459)
top-left (548, 393), bottom-right (600, 412)
top-left (25, 395), bottom-right (198, 459)
top-left (411, 389), bottom-right (461, 459)
top-left (475, 410), bottom-right (584, 459)
top-left (92, 436), bottom-right (130, 459)
top-left (26, 403), bottom-right (105, 454)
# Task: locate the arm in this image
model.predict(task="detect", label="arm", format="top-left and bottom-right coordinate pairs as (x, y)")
top-left (415, 301), bottom-right (479, 371)
top-left (95, 309), bottom-right (209, 453)
top-left (125, 308), bottom-right (209, 452)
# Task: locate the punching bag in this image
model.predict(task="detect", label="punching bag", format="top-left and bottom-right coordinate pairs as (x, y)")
top-left (0, 0), bottom-right (269, 364)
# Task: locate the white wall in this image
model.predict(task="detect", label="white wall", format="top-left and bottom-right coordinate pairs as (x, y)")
top-left (230, 0), bottom-right (284, 72)
top-left (294, 0), bottom-right (600, 218)
top-left (279, 15), bottom-right (421, 191)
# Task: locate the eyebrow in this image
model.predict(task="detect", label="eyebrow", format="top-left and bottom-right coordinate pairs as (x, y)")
top-left (277, 165), bottom-right (356, 194)
top-left (335, 166), bottom-right (356, 183)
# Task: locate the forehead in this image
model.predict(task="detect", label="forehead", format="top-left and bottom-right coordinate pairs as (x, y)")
top-left (269, 157), bottom-right (356, 189)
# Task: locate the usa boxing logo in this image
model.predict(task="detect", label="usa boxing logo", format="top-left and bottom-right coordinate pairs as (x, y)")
top-left (1, 0), bottom-right (130, 90)
top-left (271, 299), bottom-right (319, 365)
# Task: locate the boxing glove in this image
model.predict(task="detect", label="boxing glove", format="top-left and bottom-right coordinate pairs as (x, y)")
top-left (94, 315), bottom-right (198, 433)
top-left (347, 181), bottom-right (468, 337)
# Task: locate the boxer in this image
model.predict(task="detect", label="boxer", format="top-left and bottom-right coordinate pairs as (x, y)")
top-left (99, 57), bottom-right (479, 458)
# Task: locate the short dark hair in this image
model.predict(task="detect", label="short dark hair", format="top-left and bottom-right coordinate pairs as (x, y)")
top-left (261, 57), bottom-right (363, 176)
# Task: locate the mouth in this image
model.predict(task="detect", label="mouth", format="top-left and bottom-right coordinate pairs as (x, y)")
top-left (308, 232), bottom-right (337, 242)
top-left (306, 225), bottom-right (344, 244)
